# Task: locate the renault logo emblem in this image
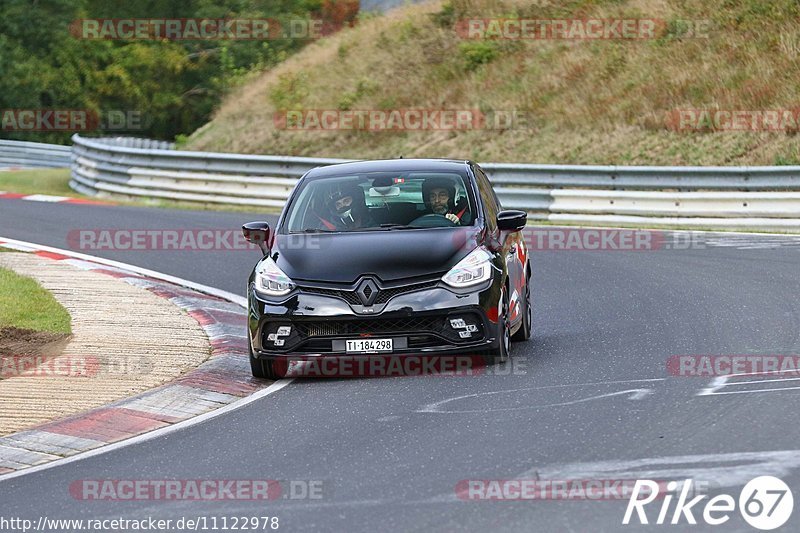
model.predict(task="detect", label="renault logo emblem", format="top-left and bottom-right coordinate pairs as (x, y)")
top-left (356, 278), bottom-right (379, 306)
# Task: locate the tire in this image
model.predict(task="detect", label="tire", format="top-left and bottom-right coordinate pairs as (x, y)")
top-left (511, 272), bottom-right (532, 342)
top-left (249, 344), bottom-right (285, 380)
top-left (483, 287), bottom-right (511, 366)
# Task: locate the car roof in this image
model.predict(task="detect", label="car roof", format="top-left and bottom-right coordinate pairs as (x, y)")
top-left (304, 159), bottom-right (473, 178)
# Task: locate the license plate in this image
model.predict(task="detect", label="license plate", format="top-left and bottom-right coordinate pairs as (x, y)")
top-left (345, 338), bottom-right (393, 353)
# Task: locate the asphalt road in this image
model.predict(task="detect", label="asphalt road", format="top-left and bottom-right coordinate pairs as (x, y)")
top-left (0, 200), bottom-right (271, 294)
top-left (2, 198), bottom-right (800, 532)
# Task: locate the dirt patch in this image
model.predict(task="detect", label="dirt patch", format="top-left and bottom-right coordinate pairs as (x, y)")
top-left (0, 327), bottom-right (71, 380)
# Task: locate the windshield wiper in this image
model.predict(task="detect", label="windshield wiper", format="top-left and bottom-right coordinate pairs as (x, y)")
top-left (301, 228), bottom-right (336, 233)
top-left (378, 223), bottom-right (416, 230)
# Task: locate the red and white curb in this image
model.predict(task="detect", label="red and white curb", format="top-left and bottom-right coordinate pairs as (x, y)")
top-left (0, 192), bottom-right (110, 205)
top-left (0, 237), bottom-right (288, 479)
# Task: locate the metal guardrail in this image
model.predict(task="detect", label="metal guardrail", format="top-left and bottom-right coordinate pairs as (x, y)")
top-left (0, 140), bottom-right (71, 169)
top-left (70, 135), bottom-right (348, 208)
top-left (87, 136), bottom-right (176, 150)
top-left (68, 134), bottom-right (800, 231)
top-left (483, 163), bottom-right (800, 190)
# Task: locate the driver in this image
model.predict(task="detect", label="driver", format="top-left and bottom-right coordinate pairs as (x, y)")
top-left (323, 182), bottom-right (375, 230)
top-left (422, 177), bottom-right (469, 225)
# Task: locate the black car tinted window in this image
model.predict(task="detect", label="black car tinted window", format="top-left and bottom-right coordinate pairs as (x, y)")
top-left (284, 171), bottom-right (477, 233)
top-left (474, 165), bottom-right (498, 232)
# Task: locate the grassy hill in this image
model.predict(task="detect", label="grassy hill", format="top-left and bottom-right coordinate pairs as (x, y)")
top-left (185, 0), bottom-right (800, 165)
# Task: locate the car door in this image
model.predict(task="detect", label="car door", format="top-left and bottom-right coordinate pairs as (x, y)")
top-left (472, 164), bottom-right (526, 327)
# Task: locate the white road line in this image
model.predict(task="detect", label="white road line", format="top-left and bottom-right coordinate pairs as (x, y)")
top-left (417, 378), bottom-right (664, 413)
top-left (697, 372), bottom-right (800, 396)
top-left (701, 385), bottom-right (800, 396)
top-left (728, 376), bottom-right (800, 386)
top-left (0, 236), bottom-right (246, 307)
top-left (0, 236), bottom-right (293, 482)
top-left (514, 450), bottom-right (800, 491)
top-left (21, 194), bottom-right (70, 202)
top-left (0, 379), bottom-right (293, 483)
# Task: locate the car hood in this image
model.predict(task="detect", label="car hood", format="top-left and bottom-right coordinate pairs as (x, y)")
top-left (270, 227), bottom-right (481, 283)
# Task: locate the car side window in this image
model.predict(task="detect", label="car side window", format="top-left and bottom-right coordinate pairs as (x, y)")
top-left (474, 166), bottom-right (498, 232)
top-left (484, 169), bottom-right (503, 209)
top-left (475, 167), bottom-right (502, 209)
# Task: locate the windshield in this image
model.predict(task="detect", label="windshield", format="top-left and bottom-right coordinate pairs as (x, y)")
top-left (284, 171), bottom-right (476, 233)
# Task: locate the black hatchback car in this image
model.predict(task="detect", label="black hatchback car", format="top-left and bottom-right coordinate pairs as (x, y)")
top-left (242, 159), bottom-right (531, 379)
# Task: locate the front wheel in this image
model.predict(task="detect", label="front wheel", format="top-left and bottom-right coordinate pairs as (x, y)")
top-left (511, 274), bottom-right (532, 342)
top-left (250, 344), bottom-right (285, 380)
top-left (482, 287), bottom-right (511, 366)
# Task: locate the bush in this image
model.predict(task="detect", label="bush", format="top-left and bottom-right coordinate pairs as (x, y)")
top-left (459, 41), bottom-right (499, 71)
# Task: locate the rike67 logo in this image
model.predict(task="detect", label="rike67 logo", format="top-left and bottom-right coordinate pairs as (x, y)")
top-left (623, 477), bottom-right (793, 530)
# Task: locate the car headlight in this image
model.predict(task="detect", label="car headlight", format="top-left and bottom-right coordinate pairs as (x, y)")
top-left (442, 247), bottom-right (494, 288)
top-left (255, 257), bottom-right (295, 297)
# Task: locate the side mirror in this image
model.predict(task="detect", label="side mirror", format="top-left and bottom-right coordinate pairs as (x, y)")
top-left (242, 221), bottom-right (271, 255)
top-left (497, 210), bottom-right (527, 232)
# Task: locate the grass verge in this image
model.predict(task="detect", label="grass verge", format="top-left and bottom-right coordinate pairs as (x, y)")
top-left (0, 168), bottom-right (77, 196)
top-left (0, 266), bottom-right (71, 334)
top-left (0, 168), bottom-right (280, 214)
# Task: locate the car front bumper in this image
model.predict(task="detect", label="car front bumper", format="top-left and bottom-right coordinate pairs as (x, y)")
top-left (248, 279), bottom-right (502, 361)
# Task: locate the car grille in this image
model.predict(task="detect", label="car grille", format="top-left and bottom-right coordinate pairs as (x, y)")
top-left (297, 316), bottom-right (446, 337)
top-left (374, 281), bottom-right (438, 304)
top-left (299, 280), bottom-right (439, 306)
top-left (300, 286), bottom-right (361, 305)
top-left (407, 335), bottom-right (444, 348)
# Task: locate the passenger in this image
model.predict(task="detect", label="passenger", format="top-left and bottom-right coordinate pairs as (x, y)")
top-left (323, 183), bottom-right (375, 230)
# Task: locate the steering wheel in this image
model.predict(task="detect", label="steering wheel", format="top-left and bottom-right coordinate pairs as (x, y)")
top-left (409, 213), bottom-right (457, 228)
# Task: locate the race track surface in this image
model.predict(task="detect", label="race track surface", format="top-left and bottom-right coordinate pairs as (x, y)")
top-left (2, 198), bottom-right (800, 532)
